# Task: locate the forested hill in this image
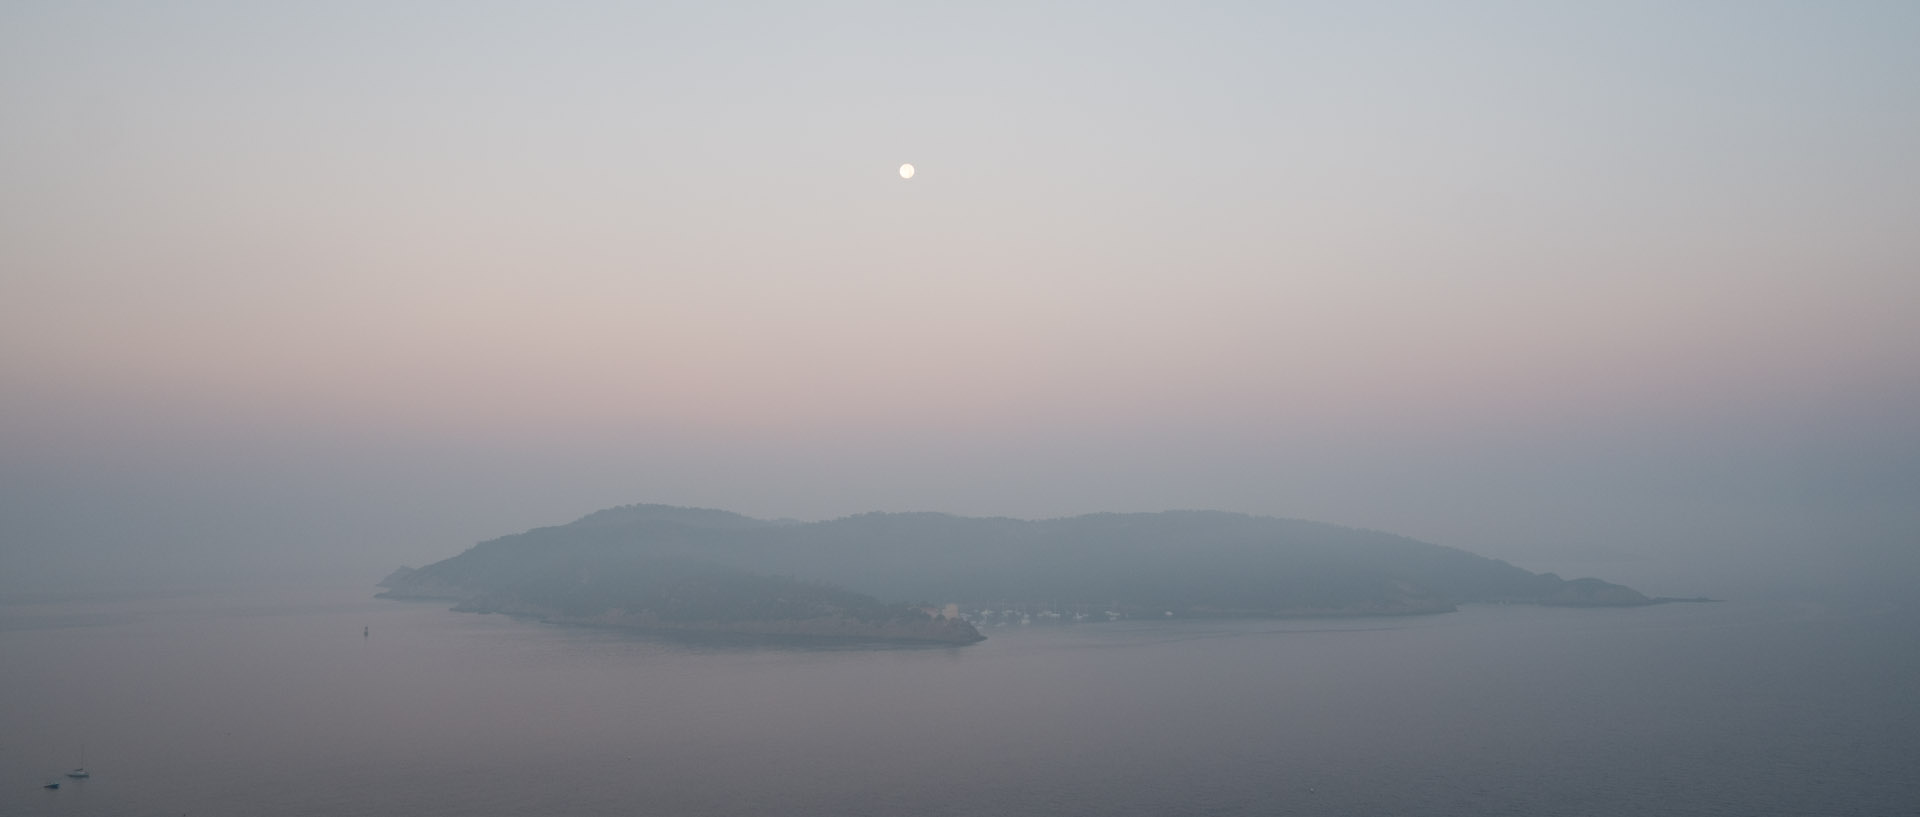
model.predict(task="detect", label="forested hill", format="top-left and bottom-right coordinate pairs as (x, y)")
top-left (382, 504), bottom-right (1652, 622)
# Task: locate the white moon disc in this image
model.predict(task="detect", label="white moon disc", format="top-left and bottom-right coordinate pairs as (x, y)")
top-left (899, 163), bottom-right (915, 179)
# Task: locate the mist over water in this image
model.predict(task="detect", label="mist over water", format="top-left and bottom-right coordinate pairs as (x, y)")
top-left (4, 587), bottom-right (1916, 817)
top-left (3, 3), bottom-right (1918, 814)
top-left (3, 1), bottom-right (1918, 602)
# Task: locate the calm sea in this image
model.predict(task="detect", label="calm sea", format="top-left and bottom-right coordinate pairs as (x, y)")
top-left (2, 585), bottom-right (1915, 816)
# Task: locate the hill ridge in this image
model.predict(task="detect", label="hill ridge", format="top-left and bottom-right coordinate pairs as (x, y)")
top-left (380, 504), bottom-right (1656, 642)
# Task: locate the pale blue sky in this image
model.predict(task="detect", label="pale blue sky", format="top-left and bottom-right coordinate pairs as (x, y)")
top-left (3, 2), bottom-right (1916, 597)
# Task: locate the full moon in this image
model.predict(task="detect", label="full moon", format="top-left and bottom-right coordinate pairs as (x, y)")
top-left (899, 163), bottom-right (915, 179)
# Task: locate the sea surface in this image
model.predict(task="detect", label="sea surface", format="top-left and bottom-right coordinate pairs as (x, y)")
top-left (2, 585), bottom-right (1915, 816)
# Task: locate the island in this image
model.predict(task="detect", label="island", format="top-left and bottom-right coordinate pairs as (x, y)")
top-left (379, 504), bottom-right (1665, 643)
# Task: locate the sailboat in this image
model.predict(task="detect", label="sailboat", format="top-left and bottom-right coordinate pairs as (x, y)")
top-left (66, 744), bottom-right (89, 779)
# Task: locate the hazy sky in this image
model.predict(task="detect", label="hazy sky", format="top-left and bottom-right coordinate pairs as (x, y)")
top-left (4, 2), bottom-right (1916, 598)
